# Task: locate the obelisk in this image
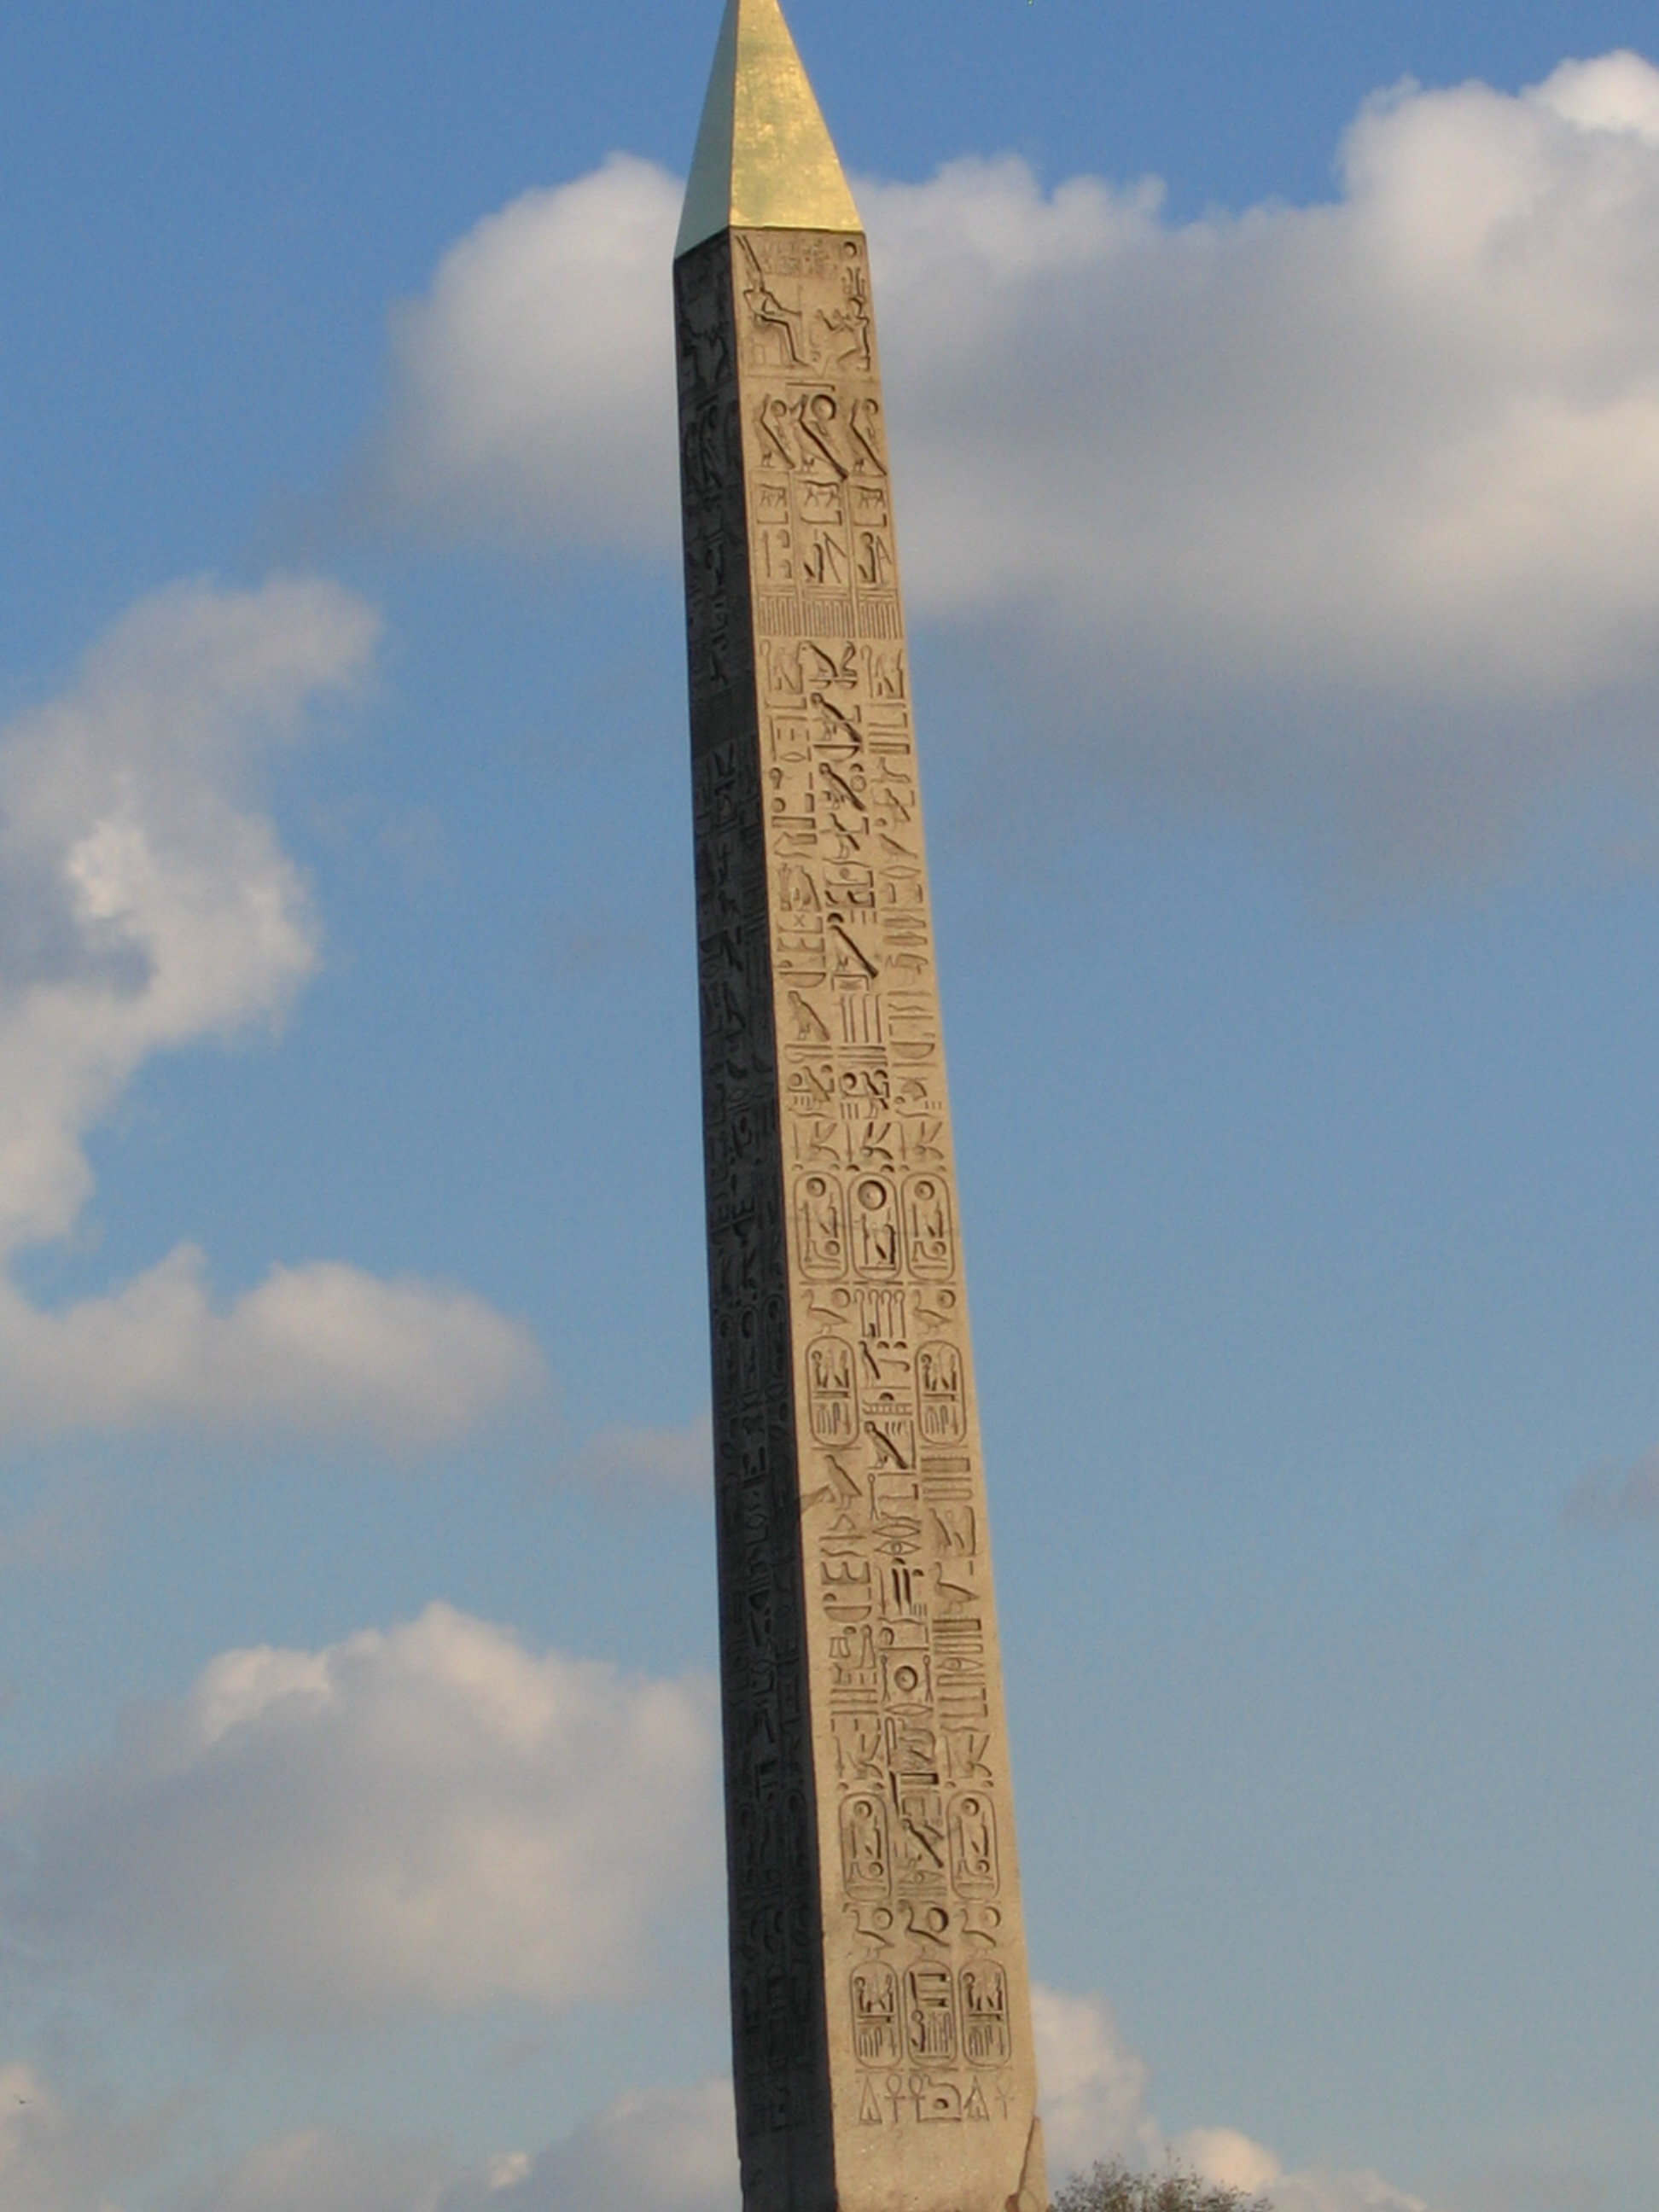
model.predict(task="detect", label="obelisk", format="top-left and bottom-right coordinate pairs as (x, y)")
top-left (674, 9), bottom-right (1047, 2210)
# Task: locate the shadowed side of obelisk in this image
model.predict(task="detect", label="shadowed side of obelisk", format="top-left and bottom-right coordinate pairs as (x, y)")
top-left (676, 8), bottom-right (1048, 2212)
top-left (677, 223), bottom-right (838, 2212)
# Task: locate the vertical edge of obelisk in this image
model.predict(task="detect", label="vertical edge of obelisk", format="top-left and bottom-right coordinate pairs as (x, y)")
top-left (675, 230), bottom-right (839, 2212)
top-left (721, 221), bottom-right (1049, 2212)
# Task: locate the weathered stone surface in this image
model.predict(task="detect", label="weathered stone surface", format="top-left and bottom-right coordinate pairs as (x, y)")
top-left (675, 11), bottom-right (1047, 2211)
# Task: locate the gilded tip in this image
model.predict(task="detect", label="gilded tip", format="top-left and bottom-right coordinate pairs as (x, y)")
top-left (676, 0), bottom-right (862, 258)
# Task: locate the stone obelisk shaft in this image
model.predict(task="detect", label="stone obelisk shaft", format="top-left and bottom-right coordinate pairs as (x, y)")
top-left (675, 12), bottom-right (1046, 2211)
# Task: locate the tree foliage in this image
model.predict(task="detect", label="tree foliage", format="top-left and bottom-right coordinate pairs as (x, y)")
top-left (1053, 2159), bottom-right (1273, 2212)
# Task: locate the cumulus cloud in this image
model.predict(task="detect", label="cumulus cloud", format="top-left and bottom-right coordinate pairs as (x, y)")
top-left (1, 1987), bottom-right (1426, 2212)
top-left (4, 1604), bottom-right (720, 2030)
top-left (370, 52), bottom-right (1659, 874)
top-left (434, 1990), bottom-right (1424, 2212)
top-left (1170, 2136), bottom-right (1431, 2212)
top-left (0, 578), bottom-right (542, 1446)
top-left (870, 51), bottom-right (1659, 703)
top-left (364, 154), bottom-right (681, 552)
top-left (0, 1253), bottom-right (539, 1448)
top-left (1033, 1984), bottom-right (1162, 2175)
top-left (1035, 1990), bottom-right (1428, 2212)
top-left (0, 575), bottom-right (365, 1256)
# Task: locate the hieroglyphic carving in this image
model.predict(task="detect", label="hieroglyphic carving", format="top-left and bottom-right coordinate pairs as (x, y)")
top-left (679, 221), bottom-right (1042, 2212)
top-left (678, 233), bottom-right (835, 2210)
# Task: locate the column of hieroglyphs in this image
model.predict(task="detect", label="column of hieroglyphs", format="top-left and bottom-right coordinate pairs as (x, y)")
top-left (673, 6), bottom-right (1049, 2210)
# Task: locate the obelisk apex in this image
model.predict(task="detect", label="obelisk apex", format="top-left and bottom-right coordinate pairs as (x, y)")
top-left (676, 0), bottom-right (862, 255)
top-left (675, 5), bottom-right (1047, 2210)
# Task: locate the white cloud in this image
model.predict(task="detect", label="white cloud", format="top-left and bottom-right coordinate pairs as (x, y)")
top-left (0, 1252), bottom-right (539, 1448)
top-left (372, 52), bottom-right (1659, 874)
top-left (0, 575), bottom-right (366, 1257)
top-left (1168, 2129), bottom-right (1433, 2212)
top-left (1032, 1984), bottom-right (1162, 2176)
top-left (1171, 2128), bottom-right (1287, 2195)
top-left (564, 1412), bottom-right (713, 1500)
top-left (366, 154), bottom-right (681, 553)
top-left (869, 52), bottom-right (1659, 706)
top-left (5, 1604), bottom-right (720, 2030)
top-left (0, 577), bottom-right (543, 1446)
top-left (439, 1992), bottom-right (1426, 2212)
top-left (0, 1982), bottom-right (1424, 2212)
top-left (1035, 1989), bottom-right (1429, 2212)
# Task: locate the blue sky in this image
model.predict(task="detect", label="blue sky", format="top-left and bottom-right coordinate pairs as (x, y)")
top-left (3, 5), bottom-right (1658, 2210)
